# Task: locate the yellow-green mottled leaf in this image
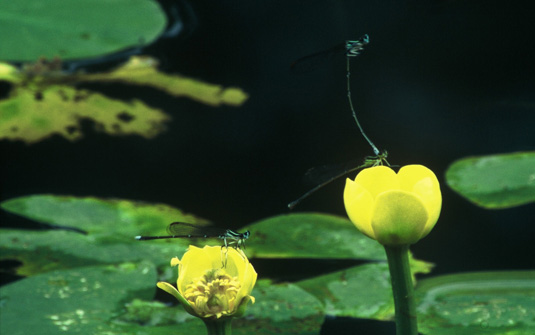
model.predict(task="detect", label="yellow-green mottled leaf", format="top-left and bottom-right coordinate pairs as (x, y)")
top-left (446, 152), bottom-right (535, 209)
top-left (0, 84), bottom-right (169, 143)
top-left (0, 56), bottom-right (249, 144)
top-left (82, 56), bottom-right (249, 106)
top-left (0, 62), bottom-right (20, 82)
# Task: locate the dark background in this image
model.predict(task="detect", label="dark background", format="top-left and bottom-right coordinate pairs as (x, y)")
top-left (1, 0), bottom-right (534, 333)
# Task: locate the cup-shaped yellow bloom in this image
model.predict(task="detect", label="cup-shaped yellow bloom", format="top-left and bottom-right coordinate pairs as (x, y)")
top-left (157, 245), bottom-right (257, 319)
top-left (344, 165), bottom-right (441, 245)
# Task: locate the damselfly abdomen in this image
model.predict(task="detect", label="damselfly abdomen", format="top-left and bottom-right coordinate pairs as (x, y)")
top-left (136, 222), bottom-right (250, 249)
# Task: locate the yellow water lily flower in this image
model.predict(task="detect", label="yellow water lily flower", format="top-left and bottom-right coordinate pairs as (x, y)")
top-left (157, 245), bottom-right (257, 319)
top-left (344, 165), bottom-right (442, 245)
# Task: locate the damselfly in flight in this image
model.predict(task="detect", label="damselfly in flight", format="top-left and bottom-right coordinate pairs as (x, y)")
top-left (136, 222), bottom-right (250, 249)
top-left (288, 34), bottom-right (390, 209)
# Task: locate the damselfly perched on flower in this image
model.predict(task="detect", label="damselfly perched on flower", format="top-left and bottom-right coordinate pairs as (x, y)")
top-left (288, 34), bottom-right (391, 209)
top-left (136, 222), bottom-right (250, 249)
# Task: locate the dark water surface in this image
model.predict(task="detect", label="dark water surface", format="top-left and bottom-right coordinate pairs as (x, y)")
top-left (1, 0), bottom-right (534, 333)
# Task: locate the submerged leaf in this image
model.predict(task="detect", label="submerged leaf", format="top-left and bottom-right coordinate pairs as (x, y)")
top-left (81, 56), bottom-right (249, 106)
top-left (0, 85), bottom-right (169, 143)
top-left (0, 56), bottom-right (248, 143)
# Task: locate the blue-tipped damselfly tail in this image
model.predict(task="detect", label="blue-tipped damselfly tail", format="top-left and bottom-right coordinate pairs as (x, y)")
top-left (135, 222), bottom-right (250, 249)
top-left (288, 34), bottom-right (391, 209)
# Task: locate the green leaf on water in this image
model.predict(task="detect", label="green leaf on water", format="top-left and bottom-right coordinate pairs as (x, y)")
top-left (0, 194), bottom-right (209, 236)
top-left (0, 0), bottom-right (166, 61)
top-left (0, 195), bottom-right (210, 275)
top-left (296, 257), bottom-right (432, 320)
top-left (445, 152), bottom-right (535, 209)
top-left (0, 270), bottom-right (325, 335)
top-left (415, 271), bottom-right (535, 335)
top-left (239, 281), bottom-right (324, 335)
top-left (244, 212), bottom-right (386, 260)
top-left (0, 262), bottom-right (158, 335)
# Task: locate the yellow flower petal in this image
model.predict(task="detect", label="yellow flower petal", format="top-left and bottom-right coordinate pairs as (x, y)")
top-left (157, 281), bottom-right (182, 301)
top-left (354, 166), bottom-right (399, 198)
top-left (398, 165), bottom-right (442, 238)
top-left (344, 178), bottom-right (375, 238)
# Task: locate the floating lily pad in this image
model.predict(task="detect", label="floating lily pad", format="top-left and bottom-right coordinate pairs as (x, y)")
top-left (0, 0), bottom-right (167, 61)
top-left (0, 263), bottom-right (158, 335)
top-left (0, 195), bottom-right (210, 275)
top-left (244, 213), bottom-right (386, 260)
top-left (446, 152), bottom-right (535, 209)
top-left (416, 271), bottom-right (535, 335)
top-left (296, 258), bottom-right (432, 320)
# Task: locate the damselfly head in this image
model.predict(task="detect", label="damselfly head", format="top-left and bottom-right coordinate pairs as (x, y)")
top-left (345, 35), bottom-right (370, 57)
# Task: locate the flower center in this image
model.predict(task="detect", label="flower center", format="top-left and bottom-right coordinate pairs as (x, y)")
top-left (184, 268), bottom-right (241, 318)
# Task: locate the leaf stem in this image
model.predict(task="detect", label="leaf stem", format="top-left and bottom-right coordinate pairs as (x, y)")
top-left (201, 317), bottom-right (233, 335)
top-left (384, 245), bottom-right (418, 335)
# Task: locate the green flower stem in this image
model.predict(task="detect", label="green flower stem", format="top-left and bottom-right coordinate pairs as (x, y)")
top-left (384, 245), bottom-right (418, 335)
top-left (201, 317), bottom-right (233, 335)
